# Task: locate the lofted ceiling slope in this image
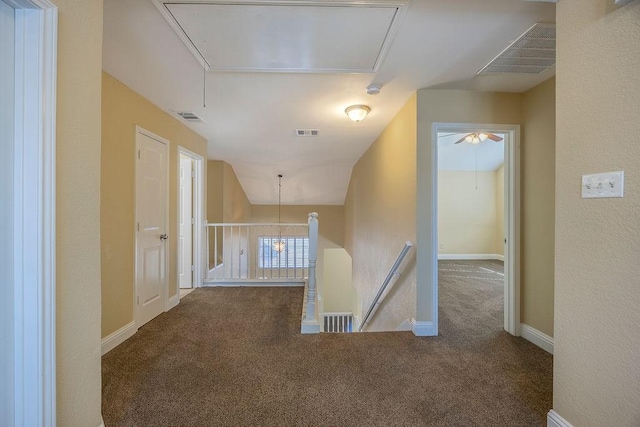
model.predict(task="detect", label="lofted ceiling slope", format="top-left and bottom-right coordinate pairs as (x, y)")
top-left (103, 0), bottom-right (555, 205)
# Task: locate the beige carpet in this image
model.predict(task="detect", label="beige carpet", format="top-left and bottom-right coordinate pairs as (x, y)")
top-left (102, 260), bottom-right (552, 426)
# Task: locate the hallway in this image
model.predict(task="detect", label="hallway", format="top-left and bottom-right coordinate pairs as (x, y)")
top-left (102, 284), bottom-right (551, 426)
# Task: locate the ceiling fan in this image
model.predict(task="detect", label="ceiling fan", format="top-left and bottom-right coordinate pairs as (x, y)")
top-left (455, 132), bottom-right (503, 144)
top-left (440, 132), bottom-right (504, 144)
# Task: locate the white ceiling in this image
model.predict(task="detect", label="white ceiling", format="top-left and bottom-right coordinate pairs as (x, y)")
top-left (102, 0), bottom-right (555, 205)
top-left (437, 132), bottom-right (505, 172)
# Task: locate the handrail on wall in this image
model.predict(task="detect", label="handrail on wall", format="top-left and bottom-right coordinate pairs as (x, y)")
top-left (358, 241), bottom-right (413, 332)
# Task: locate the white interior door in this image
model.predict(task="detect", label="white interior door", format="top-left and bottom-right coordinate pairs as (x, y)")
top-left (136, 130), bottom-right (168, 327)
top-left (179, 155), bottom-right (193, 288)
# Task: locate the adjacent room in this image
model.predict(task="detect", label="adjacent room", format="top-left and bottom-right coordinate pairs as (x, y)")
top-left (437, 130), bottom-right (507, 335)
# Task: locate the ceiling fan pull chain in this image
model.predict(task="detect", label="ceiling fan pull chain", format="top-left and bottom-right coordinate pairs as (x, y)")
top-left (475, 144), bottom-right (478, 190)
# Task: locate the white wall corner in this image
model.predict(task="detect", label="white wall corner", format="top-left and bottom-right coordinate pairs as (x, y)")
top-left (167, 293), bottom-right (180, 311)
top-left (548, 410), bottom-right (574, 427)
top-left (101, 321), bottom-right (137, 356)
top-left (410, 319), bottom-right (437, 336)
top-left (520, 323), bottom-right (554, 354)
top-left (396, 318), bottom-right (412, 331)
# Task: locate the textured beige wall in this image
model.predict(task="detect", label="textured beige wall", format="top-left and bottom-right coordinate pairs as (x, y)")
top-left (438, 171), bottom-right (500, 255)
top-left (323, 249), bottom-right (353, 313)
top-left (521, 77), bottom-right (555, 337)
top-left (554, 2), bottom-right (640, 426)
top-left (55, 1), bottom-right (103, 425)
top-left (417, 90), bottom-right (522, 322)
top-left (222, 162), bottom-right (252, 223)
top-left (101, 72), bottom-right (208, 338)
top-left (207, 160), bottom-right (224, 223)
top-left (495, 164), bottom-right (505, 256)
top-left (251, 205), bottom-right (344, 247)
top-left (344, 94), bottom-right (417, 331)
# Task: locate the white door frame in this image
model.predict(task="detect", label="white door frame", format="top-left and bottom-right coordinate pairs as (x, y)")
top-left (177, 146), bottom-right (205, 290)
top-left (431, 123), bottom-right (521, 336)
top-left (9, 0), bottom-right (58, 425)
top-left (134, 126), bottom-right (170, 326)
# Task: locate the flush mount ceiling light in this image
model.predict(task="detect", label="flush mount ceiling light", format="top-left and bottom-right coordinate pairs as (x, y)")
top-left (345, 105), bottom-right (370, 122)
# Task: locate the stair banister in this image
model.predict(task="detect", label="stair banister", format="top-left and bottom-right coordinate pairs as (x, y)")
top-left (305, 212), bottom-right (318, 322)
top-left (358, 241), bottom-right (413, 332)
top-left (301, 212), bottom-right (320, 333)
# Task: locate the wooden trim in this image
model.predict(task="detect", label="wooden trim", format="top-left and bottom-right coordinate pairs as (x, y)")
top-left (12, 2), bottom-right (58, 425)
top-left (520, 324), bottom-right (554, 354)
top-left (438, 254), bottom-right (504, 261)
top-left (547, 410), bottom-right (574, 427)
top-left (410, 319), bottom-right (436, 336)
top-left (101, 322), bottom-right (137, 356)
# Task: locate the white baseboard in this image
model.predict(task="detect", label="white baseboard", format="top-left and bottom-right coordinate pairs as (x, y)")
top-left (521, 323), bottom-right (554, 354)
top-left (410, 318), bottom-right (437, 336)
top-left (301, 320), bottom-right (321, 334)
top-left (438, 254), bottom-right (504, 261)
top-left (167, 293), bottom-right (180, 310)
top-left (548, 410), bottom-right (573, 427)
top-left (203, 281), bottom-right (305, 287)
top-left (99, 416), bottom-right (105, 427)
top-left (101, 321), bottom-right (136, 356)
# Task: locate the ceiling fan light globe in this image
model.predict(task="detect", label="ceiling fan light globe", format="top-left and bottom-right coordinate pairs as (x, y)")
top-left (478, 133), bottom-right (488, 141)
top-left (464, 135), bottom-right (474, 143)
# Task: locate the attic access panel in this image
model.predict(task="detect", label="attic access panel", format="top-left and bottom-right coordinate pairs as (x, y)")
top-left (154, 1), bottom-right (408, 73)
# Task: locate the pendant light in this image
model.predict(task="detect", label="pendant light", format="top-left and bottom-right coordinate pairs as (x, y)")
top-left (273, 174), bottom-right (286, 253)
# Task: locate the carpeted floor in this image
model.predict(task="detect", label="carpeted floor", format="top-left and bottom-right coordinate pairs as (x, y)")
top-left (102, 260), bottom-right (552, 426)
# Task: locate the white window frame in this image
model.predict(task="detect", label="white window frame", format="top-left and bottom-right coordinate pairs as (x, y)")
top-left (258, 236), bottom-right (310, 269)
top-left (10, 0), bottom-right (58, 425)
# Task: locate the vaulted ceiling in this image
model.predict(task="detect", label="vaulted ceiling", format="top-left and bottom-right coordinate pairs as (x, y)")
top-left (103, 0), bottom-right (555, 205)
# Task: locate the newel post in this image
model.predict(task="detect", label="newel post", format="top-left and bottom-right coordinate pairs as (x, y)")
top-left (302, 212), bottom-right (320, 333)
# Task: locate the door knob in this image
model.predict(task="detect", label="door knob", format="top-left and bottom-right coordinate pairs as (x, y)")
top-left (160, 234), bottom-right (168, 241)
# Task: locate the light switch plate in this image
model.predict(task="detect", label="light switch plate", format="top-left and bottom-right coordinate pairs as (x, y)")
top-left (582, 171), bottom-right (624, 199)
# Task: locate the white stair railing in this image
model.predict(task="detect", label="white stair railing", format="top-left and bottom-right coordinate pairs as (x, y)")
top-left (205, 222), bottom-right (308, 283)
top-left (301, 212), bottom-right (320, 334)
top-left (358, 241), bottom-right (413, 332)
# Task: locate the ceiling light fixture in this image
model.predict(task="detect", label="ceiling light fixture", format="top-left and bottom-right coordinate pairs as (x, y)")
top-left (464, 132), bottom-right (488, 144)
top-left (345, 105), bottom-right (370, 122)
top-left (273, 174), bottom-right (286, 253)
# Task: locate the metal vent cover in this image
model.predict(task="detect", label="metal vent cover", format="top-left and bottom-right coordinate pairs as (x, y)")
top-left (296, 129), bottom-right (319, 137)
top-left (478, 23), bottom-right (556, 75)
top-left (177, 111), bottom-right (204, 122)
top-left (323, 313), bottom-right (353, 333)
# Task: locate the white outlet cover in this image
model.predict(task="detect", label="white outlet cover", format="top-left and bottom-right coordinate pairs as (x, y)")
top-left (582, 171), bottom-right (624, 199)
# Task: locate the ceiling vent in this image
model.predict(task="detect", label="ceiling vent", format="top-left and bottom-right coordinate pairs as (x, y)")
top-left (478, 23), bottom-right (556, 75)
top-left (296, 129), bottom-right (319, 137)
top-left (176, 111), bottom-right (204, 122)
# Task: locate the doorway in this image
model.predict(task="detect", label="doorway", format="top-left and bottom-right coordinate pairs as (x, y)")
top-left (177, 146), bottom-right (204, 299)
top-left (436, 130), bottom-right (507, 335)
top-left (432, 123), bottom-right (520, 336)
